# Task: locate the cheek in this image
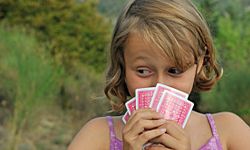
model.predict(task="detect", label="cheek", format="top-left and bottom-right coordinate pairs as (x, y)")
top-left (177, 70), bottom-right (196, 94)
top-left (168, 67), bottom-right (197, 94)
top-left (125, 71), bottom-right (151, 97)
top-left (175, 78), bottom-right (194, 94)
top-left (125, 76), bottom-right (137, 97)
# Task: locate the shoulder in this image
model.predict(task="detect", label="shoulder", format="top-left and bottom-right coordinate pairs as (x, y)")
top-left (212, 112), bottom-right (250, 149)
top-left (67, 117), bottom-right (110, 150)
top-left (212, 112), bottom-right (249, 130)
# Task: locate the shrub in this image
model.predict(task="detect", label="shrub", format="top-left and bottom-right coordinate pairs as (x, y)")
top-left (0, 26), bottom-right (63, 149)
top-left (0, 0), bottom-right (111, 72)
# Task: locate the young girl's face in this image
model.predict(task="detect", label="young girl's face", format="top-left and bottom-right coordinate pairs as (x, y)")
top-left (124, 33), bottom-right (200, 97)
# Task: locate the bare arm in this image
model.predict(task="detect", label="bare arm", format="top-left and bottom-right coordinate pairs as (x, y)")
top-left (67, 117), bottom-right (109, 150)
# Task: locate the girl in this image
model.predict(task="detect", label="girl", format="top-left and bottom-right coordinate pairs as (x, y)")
top-left (68, 0), bottom-right (250, 149)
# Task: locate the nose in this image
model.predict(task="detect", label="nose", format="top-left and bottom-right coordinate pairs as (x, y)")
top-left (157, 75), bottom-right (166, 85)
top-left (155, 73), bottom-right (173, 87)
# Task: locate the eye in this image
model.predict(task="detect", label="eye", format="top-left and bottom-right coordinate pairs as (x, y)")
top-left (136, 67), bottom-right (153, 77)
top-left (167, 67), bottom-right (183, 75)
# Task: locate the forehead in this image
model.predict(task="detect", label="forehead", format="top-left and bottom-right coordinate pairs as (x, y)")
top-left (124, 32), bottom-right (166, 58)
top-left (124, 31), bottom-right (196, 64)
top-left (124, 33), bottom-right (168, 61)
top-left (125, 33), bottom-right (155, 51)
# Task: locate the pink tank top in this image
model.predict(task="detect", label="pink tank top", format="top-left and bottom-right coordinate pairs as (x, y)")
top-left (106, 113), bottom-right (223, 150)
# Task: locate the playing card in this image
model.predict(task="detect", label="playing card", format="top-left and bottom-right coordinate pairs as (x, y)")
top-left (149, 83), bottom-right (189, 110)
top-left (125, 97), bottom-right (136, 115)
top-left (122, 111), bottom-right (130, 124)
top-left (156, 91), bottom-right (193, 128)
top-left (136, 87), bottom-right (155, 109)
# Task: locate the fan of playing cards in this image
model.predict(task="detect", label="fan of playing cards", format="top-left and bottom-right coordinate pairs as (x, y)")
top-left (123, 83), bottom-right (194, 128)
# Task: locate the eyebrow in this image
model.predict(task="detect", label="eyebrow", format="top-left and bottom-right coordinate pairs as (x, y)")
top-left (133, 55), bottom-right (148, 60)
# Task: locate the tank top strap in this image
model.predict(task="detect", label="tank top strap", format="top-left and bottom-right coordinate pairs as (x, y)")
top-left (206, 113), bottom-right (219, 138)
top-left (106, 116), bottom-right (116, 150)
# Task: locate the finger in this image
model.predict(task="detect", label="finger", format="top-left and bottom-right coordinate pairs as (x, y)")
top-left (150, 133), bottom-right (179, 149)
top-left (145, 143), bottom-right (171, 150)
top-left (122, 127), bottom-right (166, 149)
top-left (124, 109), bottom-right (163, 132)
top-left (126, 119), bottom-right (167, 137)
top-left (137, 128), bottom-right (167, 146)
top-left (156, 121), bottom-right (191, 149)
top-left (160, 120), bottom-right (185, 140)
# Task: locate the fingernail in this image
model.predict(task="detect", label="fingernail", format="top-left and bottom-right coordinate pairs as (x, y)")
top-left (160, 128), bottom-right (166, 133)
top-left (158, 119), bottom-right (166, 124)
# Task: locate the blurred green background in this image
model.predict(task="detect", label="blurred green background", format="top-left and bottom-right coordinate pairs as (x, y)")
top-left (0, 0), bottom-right (249, 149)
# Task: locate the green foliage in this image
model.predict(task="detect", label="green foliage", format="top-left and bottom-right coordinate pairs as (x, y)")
top-left (215, 15), bottom-right (250, 67)
top-left (0, 26), bottom-right (63, 149)
top-left (197, 0), bottom-right (250, 123)
top-left (193, 0), bottom-right (221, 36)
top-left (98, 0), bottom-right (127, 18)
top-left (59, 63), bottom-right (110, 118)
top-left (201, 67), bottom-right (250, 123)
top-left (0, 0), bottom-right (112, 72)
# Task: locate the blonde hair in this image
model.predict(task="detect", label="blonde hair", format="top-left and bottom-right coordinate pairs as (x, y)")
top-left (104, 0), bottom-right (222, 112)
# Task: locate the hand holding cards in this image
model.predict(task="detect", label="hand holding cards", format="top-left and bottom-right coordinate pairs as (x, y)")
top-left (123, 83), bottom-right (194, 128)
